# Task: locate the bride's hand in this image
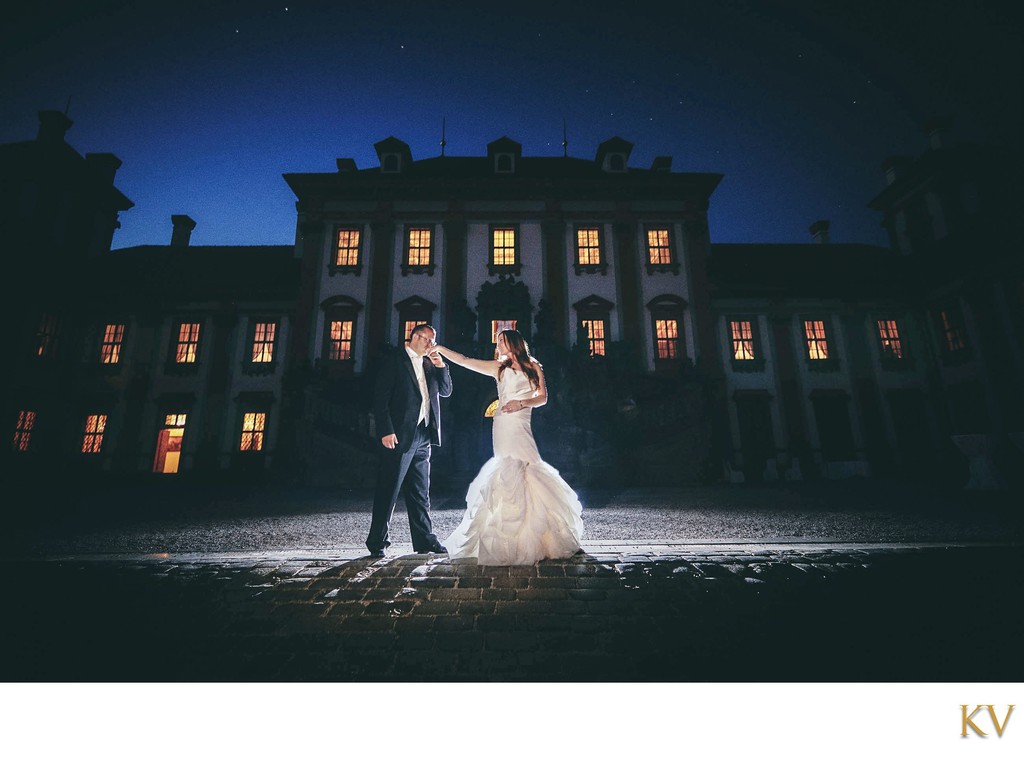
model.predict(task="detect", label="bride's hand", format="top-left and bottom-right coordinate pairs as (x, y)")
top-left (500, 399), bottom-right (525, 414)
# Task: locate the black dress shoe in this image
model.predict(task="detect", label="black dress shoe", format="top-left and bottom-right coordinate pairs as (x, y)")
top-left (368, 549), bottom-right (386, 558)
top-left (426, 544), bottom-right (448, 554)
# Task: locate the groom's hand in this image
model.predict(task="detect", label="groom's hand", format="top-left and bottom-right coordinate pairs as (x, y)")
top-left (381, 434), bottom-right (398, 449)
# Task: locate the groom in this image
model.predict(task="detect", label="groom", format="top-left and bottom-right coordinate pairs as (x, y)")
top-left (366, 323), bottom-right (453, 557)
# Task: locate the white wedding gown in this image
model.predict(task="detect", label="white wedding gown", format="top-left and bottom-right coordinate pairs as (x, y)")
top-left (442, 368), bottom-right (585, 565)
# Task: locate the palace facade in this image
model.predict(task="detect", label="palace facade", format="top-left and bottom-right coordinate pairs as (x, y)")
top-left (4, 112), bottom-right (1021, 491)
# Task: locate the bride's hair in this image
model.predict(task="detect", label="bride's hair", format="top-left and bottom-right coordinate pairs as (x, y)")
top-left (496, 329), bottom-right (541, 390)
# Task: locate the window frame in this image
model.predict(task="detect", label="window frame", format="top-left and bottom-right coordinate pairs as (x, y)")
top-left (644, 225), bottom-right (680, 275)
top-left (12, 409), bottom-right (36, 453)
top-left (329, 226), bottom-right (364, 276)
top-left (934, 301), bottom-right (971, 365)
top-left (727, 315), bottom-right (765, 372)
top-left (402, 225), bottom-right (436, 276)
top-left (80, 412), bottom-right (109, 455)
top-left (98, 321), bottom-right (127, 366)
top-left (647, 295), bottom-right (688, 369)
top-left (875, 316), bottom-right (914, 371)
top-left (801, 316), bottom-right (840, 372)
top-left (488, 224), bottom-right (522, 277)
top-left (166, 319), bottom-right (203, 374)
top-left (573, 225), bottom-right (608, 275)
top-left (244, 317), bottom-right (280, 375)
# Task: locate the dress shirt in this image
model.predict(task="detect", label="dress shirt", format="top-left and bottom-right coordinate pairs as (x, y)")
top-left (404, 345), bottom-right (430, 425)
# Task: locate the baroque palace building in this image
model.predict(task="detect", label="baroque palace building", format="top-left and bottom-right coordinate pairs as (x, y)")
top-left (4, 111), bottom-right (1022, 490)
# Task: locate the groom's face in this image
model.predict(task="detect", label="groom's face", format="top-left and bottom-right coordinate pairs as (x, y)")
top-left (409, 328), bottom-right (437, 356)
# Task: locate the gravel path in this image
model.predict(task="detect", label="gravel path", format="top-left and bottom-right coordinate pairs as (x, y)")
top-left (9, 481), bottom-right (1022, 556)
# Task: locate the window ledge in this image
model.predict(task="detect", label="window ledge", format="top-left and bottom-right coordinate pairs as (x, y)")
top-left (402, 263), bottom-right (436, 276)
top-left (488, 263), bottom-right (522, 277)
top-left (328, 264), bottom-right (363, 276)
top-left (645, 262), bottom-right (680, 275)
top-left (242, 362), bottom-right (278, 376)
top-left (164, 362), bottom-right (201, 375)
top-left (574, 262), bottom-right (608, 276)
top-left (806, 359), bottom-right (841, 373)
top-left (730, 359), bottom-right (766, 373)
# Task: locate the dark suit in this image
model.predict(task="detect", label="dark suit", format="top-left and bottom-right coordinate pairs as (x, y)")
top-left (367, 347), bottom-right (453, 553)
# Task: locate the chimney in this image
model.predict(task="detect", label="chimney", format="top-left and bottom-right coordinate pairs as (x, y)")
top-left (170, 215), bottom-right (197, 247)
top-left (809, 219), bottom-right (831, 244)
top-left (37, 110), bottom-right (73, 144)
top-left (881, 155), bottom-right (912, 185)
top-left (85, 153), bottom-right (123, 185)
top-left (650, 156), bottom-right (672, 172)
top-left (923, 116), bottom-right (953, 150)
top-left (336, 158), bottom-right (357, 173)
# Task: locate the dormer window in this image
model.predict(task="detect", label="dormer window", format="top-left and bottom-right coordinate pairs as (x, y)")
top-left (374, 136), bottom-right (413, 174)
top-left (487, 137), bottom-right (522, 176)
top-left (595, 137), bottom-right (633, 174)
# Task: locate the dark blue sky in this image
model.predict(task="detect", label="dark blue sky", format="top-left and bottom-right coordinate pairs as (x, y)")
top-left (3, 0), bottom-right (1020, 250)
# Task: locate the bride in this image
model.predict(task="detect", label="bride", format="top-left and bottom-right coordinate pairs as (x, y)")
top-left (432, 329), bottom-right (584, 565)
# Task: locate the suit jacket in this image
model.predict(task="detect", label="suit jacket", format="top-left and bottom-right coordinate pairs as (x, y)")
top-left (373, 347), bottom-right (453, 452)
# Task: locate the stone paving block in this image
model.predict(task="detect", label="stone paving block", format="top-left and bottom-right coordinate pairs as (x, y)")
top-left (568, 588), bottom-right (607, 601)
top-left (435, 631), bottom-right (486, 651)
top-left (428, 587), bottom-right (484, 602)
top-left (432, 614), bottom-right (477, 631)
top-left (456, 577), bottom-right (493, 589)
top-left (491, 576), bottom-right (531, 589)
top-left (409, 600), bottom-right (461, 616)
top-left (493, 602), bottom-right (552, 618)
top-left (456, 600), bottom-right (496, 615)
top-left (394, 632), bottom-right (437, 651)
top-left (476, 615), bottom-right (520, 633)
top-left (480, 588), bottom-right (516, 601)
top-left (528, 576), bottom-right (574, 589)
top-left (515, 588), bottom-right (569, 601)
top-left (408, 576), bottom-right (458, 589)
top-left (393, 616), bottom-right (435, 634)
top-left (536, 565), bottom-right (566, 577)
top-left (516, 614), bottom-right (571, 632)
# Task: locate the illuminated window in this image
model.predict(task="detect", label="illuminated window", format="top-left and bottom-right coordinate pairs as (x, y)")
top-left (876, 319), bottom-right (904, 360)
top-left (491, 319), bottom-right (517, 344)
top-left (174, 322), bottom-right (201, 364)
top-left (730, 320), bottom-right (756, 361)
top-left (939, 308), bottom-right (967, 354)
top-left (239, 412), bottom-right (266, 452)
top-left (334, 228), bottom-right (362, 268)
top-left (12, 410), bottom-right (35, 452)
top-left (251, 321), bottom-right (277, 363)
top-left (580, 319), bottom-right (607, 356)
top-left (655, 319), bottom-right (680, 359)
top-left (804, 320), bottom-right (830, 360)
top-left (153, 414), bottom-right (187, 474)
top-left (647, 228), bottom-right (672, 265)
top-left (404, 226), bottom-right (434, 274)
top-left (100, 323), bottom-right (125, 364)
top-left (35, 313), bottom-right (59, 358)
top-left (81, 414), bottom-right (107, 454)
top-left (576, 227), bottom-right (602, 266)
top-left (489, 226), bottom-right (521, 275)
top-left (492, 228), bottom-right (516, 266)
top-left (329, 320), bottom-right (354, 360)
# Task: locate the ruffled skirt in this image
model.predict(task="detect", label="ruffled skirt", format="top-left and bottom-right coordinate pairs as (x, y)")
top-left (442, 456), bottom-right (585, 565)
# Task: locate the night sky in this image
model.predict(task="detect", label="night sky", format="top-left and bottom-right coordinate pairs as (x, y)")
top-left (2, 0), bottom-right (1020, 251)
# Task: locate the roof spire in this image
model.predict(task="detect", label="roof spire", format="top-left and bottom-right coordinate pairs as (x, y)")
top-left (562, 118), bottom-right (568, 158)
top-left (440, 116), bottom-right (447, 157)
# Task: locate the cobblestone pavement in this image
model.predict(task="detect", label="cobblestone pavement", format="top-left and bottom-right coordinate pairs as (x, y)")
top-left (5, 541), bottom-right (1021, 682)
